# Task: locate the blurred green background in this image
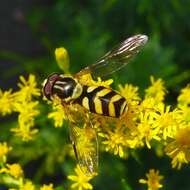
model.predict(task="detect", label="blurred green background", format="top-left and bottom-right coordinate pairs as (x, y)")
top-left (0, 0), bottom-right (190, 190)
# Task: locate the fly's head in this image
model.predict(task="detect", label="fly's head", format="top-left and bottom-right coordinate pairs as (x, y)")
top-left (43, 73), bottom-right (82, 102)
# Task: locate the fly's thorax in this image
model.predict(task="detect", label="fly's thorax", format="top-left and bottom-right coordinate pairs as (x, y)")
top-left (42, 73), bottom-right (83, 102)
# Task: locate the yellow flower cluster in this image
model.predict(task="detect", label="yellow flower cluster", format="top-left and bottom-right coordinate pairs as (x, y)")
top-left (78, 73), bottom-right (113, 87)
top-left (0, 74), bottom-right (40, 141)
top-left (68, 165), bottom-right (94, 190)
top-left (48, 75), bottom-right (190, 171)
top-left (139, 169), bottom-right (163, 190)
top-left (0, 163), bottom-right (23, 178)
top-left (9, 181), bottom-right (54, 190)
top-left (0, 89), bottom-right (15, 115)
top-left (0, 141), bottom-right (55, 190)
top-left (92, 76), bottom-right (190, 170)
top-left (48, 96), bottom-right (66, 128)
top-left (1, 69), bottom-right (190, 190)
top-left (0, 142), bottom-right (12, 162)
top-left (40, 184), bottom-right (54, 190)
top-left (163, 84), bottom-right (190, 169)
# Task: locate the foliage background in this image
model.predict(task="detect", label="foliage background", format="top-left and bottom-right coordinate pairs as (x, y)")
top-left (0, 0), bottom-right (190, 190)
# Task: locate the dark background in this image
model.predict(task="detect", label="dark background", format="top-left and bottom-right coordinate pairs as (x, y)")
top-left (0, 0), bottom-right (190, 190)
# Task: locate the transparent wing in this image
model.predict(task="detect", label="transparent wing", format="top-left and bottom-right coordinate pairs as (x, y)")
top-left (69, 121), bottom-right (98, 175)
top-left (76, 34), bottom-right (148, 78)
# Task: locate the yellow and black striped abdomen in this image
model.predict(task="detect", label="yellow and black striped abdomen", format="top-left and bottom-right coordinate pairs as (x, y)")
top-left (74, 85), bottom-right (128, 118)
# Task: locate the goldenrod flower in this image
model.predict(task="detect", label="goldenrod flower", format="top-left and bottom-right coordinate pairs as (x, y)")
top-left (11, 127), bottom-right (38, 142)
top-left (139, 169), bottom-right (163, 190)
top-left (136, 112), bottom-right (160, 149)
top-left (55, 47), bottom-right (70, 73)
top-left (0, 163), bottom-right (23, 178)
top-left (140, 97), bottom-right (158, 111)
top-left (165, 126), bottom-right (190, 169)
top-left (77, 74), bottom-right (94, 86)
top-left (7, 163), bottom-right (23, 178)
top-left (68, 165), bottom-right (94, 190)
top-left (92, 77), bottom-right (113, 87)
top-left (15, 101), bottom-right (39, 126)
top-left (118, 83), bottom-right (141, 103)
top-left (78, 73), bottom-right (113, 87)
top-left (0, 89), bottom-right (15, 115)
top-left (0, 75), bottom-right (40, 141)
top-left (48, 97), bottom-right (66, 127)
top-left (145, 76), bottom-right (167, 102)
top-left (177, 84), bottom-right (190, 122)
top-left (40, 184), bottom-right (54, 190)
top-left (177, 84), bottom-right (190, 106)
top-left (178, 105), bottom-right (190, 122)
top-left (20, 181), bottom-right (35, 190)
top-left (15, 74), bottom-right (40, 102)
top-left (11, 101), bottom-right (39, 141)
top-left (151, 104), bottom-right (180, 139)
top-left (77, 125), bottom-right (97, 153)
top-left (0, 142), bottom-right (12, 159)
top-left (102, 127), bottom-right (126, 157)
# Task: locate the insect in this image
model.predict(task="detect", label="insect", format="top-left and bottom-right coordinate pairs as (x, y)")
top-left (43, 34), bottom-right (148, 174)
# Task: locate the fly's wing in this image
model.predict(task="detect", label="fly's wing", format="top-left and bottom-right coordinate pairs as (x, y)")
top-left (76, 34), bottom-right (148, 78)
top-left (69, 121), bottom-right (98, 175)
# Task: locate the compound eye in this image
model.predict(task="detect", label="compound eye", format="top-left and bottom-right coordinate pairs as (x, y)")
top-left (43, 80), bottom-right (52, 100)
top-left (42, 73), bottom-right (60, 100)
top-left (48, 73), bottom-right (59, 81)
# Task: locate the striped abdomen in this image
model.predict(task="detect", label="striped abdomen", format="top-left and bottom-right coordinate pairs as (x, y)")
top-left (74, 85), bottom-right (128, 118)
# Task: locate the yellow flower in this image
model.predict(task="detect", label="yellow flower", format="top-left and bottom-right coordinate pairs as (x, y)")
top-left (0, 89), bottom-right (15, 115)
top-left (48, 97), bottom-right (66, 127)
top-left (0, 75), bottom-right (40, 141)
top-left (20, 181), bottom-right (35, 190)
top-left (11, 127), bottom-right (38, 142)
top-left (68, 165), bottom-right (94, 190)
top-left (7, 163), bottom-right (23, 178)
top-left (178, 105), bottom-right (190, 122)
top-left (118, 83), bottom-right (141, 103)
top-left (40, 184), bottom-right (54, 190)
top-left (140, 97), bottom-right (158, 111)
top-left (151, 104), bottom-right (180, 139)
top-left (78, 73), bottom-right (113, 87)
top-left (139, 169), bottom-right (163, 190)
top-left (0, 142), bottom-right (12, 159)
top-left (10, 75), bottom-right (40, 141)
top-left (177, 85), bottom-right (190, 122)
top-left (136, 112), bottom-right (160, 149)
top-left (0, 163), bottom-right (23, 178)
top-left (145, 76), bottom-right (167, 102)
top-left (77, 125), bottom-right (96, 153)
top-left (102, 126), bottom-right (126, 158)
top-left (11, 101), bottom-right (39, 141)
top-left (165, 126), bottom-right (190, 169)
top-left (55, 47), bottom-right (70, 72)
top-left (14, 74), bottom-right (40, 102)
top-left (177, 84), bottom-right (190, 106)
top-left (92, 77), bottom-right (113, 87)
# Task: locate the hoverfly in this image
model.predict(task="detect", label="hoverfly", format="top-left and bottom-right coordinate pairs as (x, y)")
top-left (43, 34), bottom-right (148, 174)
